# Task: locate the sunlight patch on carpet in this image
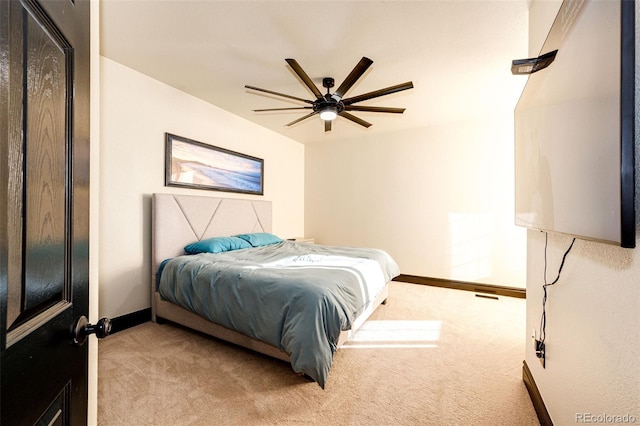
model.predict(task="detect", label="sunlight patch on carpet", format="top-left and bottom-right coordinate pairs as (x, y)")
top-left (341, 320), bottom-right (441, 349)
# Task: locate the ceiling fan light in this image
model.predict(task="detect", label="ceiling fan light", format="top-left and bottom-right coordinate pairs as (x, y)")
top-left (319, 108), bottom-right (337, 121)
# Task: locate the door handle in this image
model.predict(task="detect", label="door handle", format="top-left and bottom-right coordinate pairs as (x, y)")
top-left (72, 316), bottom-right (112, 346)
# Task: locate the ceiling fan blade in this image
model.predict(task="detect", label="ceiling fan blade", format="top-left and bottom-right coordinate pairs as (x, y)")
top-left (285, 59), bottom-right (324, 100)
top-left (324, 120), bottom-right (332, 132)
top-left (285, 111), bottom-right (318, 127)
top-left (252, 107), bottom-right (313, 112)
top-left (334, 57), bottom-right (373, 99)
top-left (344, 105), bottom-right (406, 114)
top-left (245, 85), bottom-right (313, 104)
top-left (338, 111), bottom-right (372, 128)
top-left (342, 81), bottom-right (414, 105)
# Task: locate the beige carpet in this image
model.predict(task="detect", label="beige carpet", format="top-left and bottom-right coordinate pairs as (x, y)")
top-left (98, 282), bottom-right (539, 425)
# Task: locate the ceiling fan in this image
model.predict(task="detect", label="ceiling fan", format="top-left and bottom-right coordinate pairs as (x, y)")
top-left (245, 57), bottom-right (414, 132)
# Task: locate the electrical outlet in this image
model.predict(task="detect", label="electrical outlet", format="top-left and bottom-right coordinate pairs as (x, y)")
top-left (534, 339), bottom-right (546, 368)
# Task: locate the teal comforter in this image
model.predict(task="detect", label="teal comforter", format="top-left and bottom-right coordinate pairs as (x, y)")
top-left (158, 241), bottom-right (400, 388)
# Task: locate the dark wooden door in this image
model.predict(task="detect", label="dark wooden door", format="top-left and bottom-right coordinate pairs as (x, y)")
top-left (0, 0), bottom-right (91, 424)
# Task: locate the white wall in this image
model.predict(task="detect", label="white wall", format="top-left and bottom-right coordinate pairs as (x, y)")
top-left (305, 5), bottom-right (528, 289)
top-left (305, 112), bottom-right (526, 288)
top-left (526, 232), bottom-right (640, 423)
top-left (99, 57), bottom-right (305, 319)
top-left (525, 1), bottom-right (640, 423)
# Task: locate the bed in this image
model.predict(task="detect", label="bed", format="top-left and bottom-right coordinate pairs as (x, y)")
top-left (151, 193), bottom-right (400, 387)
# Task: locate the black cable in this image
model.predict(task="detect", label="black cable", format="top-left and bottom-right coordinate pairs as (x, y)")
top-left (539, 232), bottom-right (575, 343)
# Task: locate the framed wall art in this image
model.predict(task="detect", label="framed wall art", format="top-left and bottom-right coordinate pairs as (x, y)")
top-left (165, 133), bottom-right (264, 195)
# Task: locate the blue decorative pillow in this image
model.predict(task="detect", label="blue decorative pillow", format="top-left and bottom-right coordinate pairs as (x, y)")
top-left (184, 236), bottom-right (251, 254)
top-left (235, 232), bottom-right (283, 247)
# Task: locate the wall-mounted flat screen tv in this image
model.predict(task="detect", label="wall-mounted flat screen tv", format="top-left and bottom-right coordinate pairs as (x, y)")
top-left (514, 0), bottom-right (635, 248)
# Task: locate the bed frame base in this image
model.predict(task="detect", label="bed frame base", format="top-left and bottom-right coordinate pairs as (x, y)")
top-left (152, 284), bottom-right (389, 363)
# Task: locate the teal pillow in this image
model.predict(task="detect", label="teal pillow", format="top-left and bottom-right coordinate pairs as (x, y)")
top-left (184, 236), bottom-right (251, 254)
top-left (235, 232), bottom-right (283, 247)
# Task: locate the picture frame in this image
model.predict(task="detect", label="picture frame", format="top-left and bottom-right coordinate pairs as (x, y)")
top-left (165, 133), bottom-right (264, 195)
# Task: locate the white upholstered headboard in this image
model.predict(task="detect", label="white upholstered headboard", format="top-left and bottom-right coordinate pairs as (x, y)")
top-left (152, 193), bottom-right (272, 279)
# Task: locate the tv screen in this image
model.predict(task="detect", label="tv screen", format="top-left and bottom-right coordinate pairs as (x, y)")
top-left (514, 0), bottom-right (635, 248)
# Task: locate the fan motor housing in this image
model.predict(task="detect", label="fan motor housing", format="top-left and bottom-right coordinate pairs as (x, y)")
top-left (313, 99), bottom-right (344, 114)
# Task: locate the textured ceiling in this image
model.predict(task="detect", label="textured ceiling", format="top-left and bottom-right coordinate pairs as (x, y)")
top-left (100, 0), bottom-right (529, 144)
